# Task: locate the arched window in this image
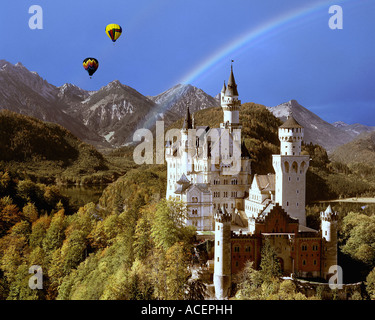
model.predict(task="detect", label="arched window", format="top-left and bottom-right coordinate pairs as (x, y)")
top-left (292, 161), bottom-right (298, 173)
top-left (284, 161), bottom-right (289, 173)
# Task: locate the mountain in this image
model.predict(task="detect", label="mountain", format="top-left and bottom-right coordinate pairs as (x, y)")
top-left (330, 131), bottom-right (375, 165)
top-left (267, 100), bottom-right (353, 152)
top-left (147, 83), bottom-right (219, 116)
top-left (0, 61), bottom-right (220, 149)
top-left (57, 83), bottom-right (92, 108)
top-left (3, 60), bottom-right (372, 153)
top-left (65, 80), bottom-right (164, 147)
top-left (332, 121), bottom-right (375, 139)
top-left (0, 60), bottom-right (110, 149)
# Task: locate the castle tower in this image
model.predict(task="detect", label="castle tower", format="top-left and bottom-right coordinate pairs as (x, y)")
top-left (272, 115), bottom-right (310, 226)
top-left (220, 63), bottom-right (241, 132)
top-left (214, 206), bottom-right (232, 299)
top-left (321, 205), bottom-right (338, 280)
top-left (181, 106), bottom-right (194, 176)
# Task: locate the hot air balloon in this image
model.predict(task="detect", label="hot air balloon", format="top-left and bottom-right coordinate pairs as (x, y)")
top-left (83, 58), bottom-right (99, 78)
top-left (106, 24), bottom-right (122, 42)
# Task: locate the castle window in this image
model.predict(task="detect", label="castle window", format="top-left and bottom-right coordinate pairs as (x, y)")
top-left (218, 225), bottom-right (220, 230)
top-left (313, 260), bottom-right (317, 265)
top-left (217, 257), bottom-right (219, 262)
top-left (302, 260), bottom-right (306, 266)
top-left (234, 246), bottom-right (240, 252)
top-left (217, 241), bottom-right (220, 246)
top-left (284, 162), bottom-right (290, 173)
top-left (245, 246), bottom-right (251, 252)
top-left (301, 244), bottom-right (308, 251)
top-left (292, 162), bottom-right (298, 173)
top-left (312, 244), bottom-right (319, 251)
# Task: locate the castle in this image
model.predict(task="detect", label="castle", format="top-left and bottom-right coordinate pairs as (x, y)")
top-left (165, 65), bottom-right (338, 299)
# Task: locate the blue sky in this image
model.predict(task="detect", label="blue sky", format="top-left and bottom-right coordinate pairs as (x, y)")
top-left (0, 0), bottom-right (374, 125)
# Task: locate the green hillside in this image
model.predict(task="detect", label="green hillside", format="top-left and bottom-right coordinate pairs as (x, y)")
top-left (0, 110), bottom-right (124, 184)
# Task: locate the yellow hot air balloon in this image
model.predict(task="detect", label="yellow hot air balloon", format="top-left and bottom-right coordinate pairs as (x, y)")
top-left (106, 24), bottom-right (122, 42)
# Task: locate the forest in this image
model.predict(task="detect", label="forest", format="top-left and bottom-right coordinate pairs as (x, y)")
top-left (1, 106), bottom-right (375, 300)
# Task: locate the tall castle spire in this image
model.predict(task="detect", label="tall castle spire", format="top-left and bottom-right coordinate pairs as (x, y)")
top-left (182, 106), bottom-right (192, 130)
top-left (220, 62), bottom-right (241, 131)
top-left (225, 63), bottom-right (239, 97)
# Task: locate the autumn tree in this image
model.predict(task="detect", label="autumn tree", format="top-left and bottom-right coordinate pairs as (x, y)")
top-left (366, 267), bottom-right (375, 299)
top-left (341, 212), bottom-right (375, 267)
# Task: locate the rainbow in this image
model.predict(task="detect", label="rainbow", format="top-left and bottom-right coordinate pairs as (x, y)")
top-left (180, 0), bottom-right (350, 85)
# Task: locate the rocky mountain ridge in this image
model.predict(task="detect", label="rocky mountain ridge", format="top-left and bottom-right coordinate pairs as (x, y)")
top-left (0, 60), bottom-right (372, 153)
top-left (267, 100), bottom-right (354, 152)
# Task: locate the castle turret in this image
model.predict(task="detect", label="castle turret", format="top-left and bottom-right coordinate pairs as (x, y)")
top-left (220, 64), bottom-right (241, 132)
top-left (272, 115), bottom-right (310, 226)
top-left (321, 205), bottom-right (338, 280)
top-left (278, 115), bottom-right (304, 156)
top-left (214, 206), bottom-right (232, 299)
top-left (181, 106), bottom-right (194, 175)
top-left (220, 81), bottom-right (226, 102)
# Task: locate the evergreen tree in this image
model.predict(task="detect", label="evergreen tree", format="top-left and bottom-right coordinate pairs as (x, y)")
top-left (260, 238), bottom-right (282, 282)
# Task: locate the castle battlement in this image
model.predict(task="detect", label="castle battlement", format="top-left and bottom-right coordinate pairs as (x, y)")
top-left (320, 205), bottom-right (339, 221)
top-left (215, 207), bottom-right (232, 223)
top-left (230, 230), bottom-right (252, 239)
